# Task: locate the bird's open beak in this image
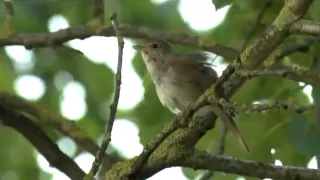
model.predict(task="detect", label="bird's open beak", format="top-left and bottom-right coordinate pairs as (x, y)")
top-left (132, 45), bottom-right (144, 50)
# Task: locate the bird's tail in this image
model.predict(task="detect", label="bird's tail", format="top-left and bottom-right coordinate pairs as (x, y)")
top-left (210, 105), bottom-right (249, 152)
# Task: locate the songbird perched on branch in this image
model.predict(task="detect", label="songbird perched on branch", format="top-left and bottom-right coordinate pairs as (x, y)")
top-left (133, 40), bottom-right (249, 151)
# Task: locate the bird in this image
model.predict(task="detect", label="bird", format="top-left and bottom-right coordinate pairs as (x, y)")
top-left (133, 40), bottom-right (249, 151)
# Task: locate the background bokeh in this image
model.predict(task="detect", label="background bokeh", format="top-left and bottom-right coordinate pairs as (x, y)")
top-left (0, 0), bottom-right (320, 180)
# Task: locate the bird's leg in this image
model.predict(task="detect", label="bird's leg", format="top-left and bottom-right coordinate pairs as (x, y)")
top-left (218, 98), bottom-right (237, 118)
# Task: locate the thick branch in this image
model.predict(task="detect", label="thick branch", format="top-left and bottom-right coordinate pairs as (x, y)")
top-left (290, 19), bottom-right (320, 36)
top-left (123, 149), bottom-right (320, 180)
top-left (0, 92), bottom-right (120, 169)
top-left (0, 106), bottom-right (86, 180)
top-left (0, 25), bottom-right (238, 60)
top-left (182, 151), bottom-right (320, 180)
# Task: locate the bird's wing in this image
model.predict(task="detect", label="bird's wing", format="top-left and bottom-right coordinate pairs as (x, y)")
top-left (170, 52), bottom-right (218, 91)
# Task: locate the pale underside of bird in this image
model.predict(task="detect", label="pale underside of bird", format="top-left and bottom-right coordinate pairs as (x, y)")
top-left (133, 40), bottom-right (249, 152)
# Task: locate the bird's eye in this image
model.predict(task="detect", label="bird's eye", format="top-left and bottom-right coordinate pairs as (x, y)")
top-left (151, 43), bottom-right (158, 48)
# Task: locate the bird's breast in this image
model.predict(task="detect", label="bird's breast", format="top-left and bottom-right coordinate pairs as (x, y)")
top-left (154, 71), bottom-right (204, 114)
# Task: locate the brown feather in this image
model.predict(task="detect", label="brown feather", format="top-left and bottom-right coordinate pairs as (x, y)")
top-left (134, 41), bottom-right (249, 151)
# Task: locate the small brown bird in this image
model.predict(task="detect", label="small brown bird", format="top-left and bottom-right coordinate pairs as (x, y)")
top-left (133, 40), bottom-right (249, 151)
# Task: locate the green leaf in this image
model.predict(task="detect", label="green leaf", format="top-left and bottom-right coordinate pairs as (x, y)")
top-left (289, 114), bottom-right (320, 156)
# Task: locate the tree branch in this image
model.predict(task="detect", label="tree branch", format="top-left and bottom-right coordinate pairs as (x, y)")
top-left (181, 151), bottom-right (320, 180)
top-left (87, 13), bottom-right (124, 178)
top-left (0, 24), bottom-right (238, 60)
top-left (124, 149), bottom-right (320, 180)
top-left (274, 37), bottom-right (317, 63)
top-left (0, 92), bottom-right (120, 170)
top-left (0, 105), bottom-right (86, 180)
top-left (239, 101), bottom-right (314, 114)
top-left (241, 64), bottom-right (320, 85)
top-left (290, 19), bottom-right (320, 36)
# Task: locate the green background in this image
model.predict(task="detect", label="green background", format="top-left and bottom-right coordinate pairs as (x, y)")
top-left (0, 0), bottom-right (320, 179)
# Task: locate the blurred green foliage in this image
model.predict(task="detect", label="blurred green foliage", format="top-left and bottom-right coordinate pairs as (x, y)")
top-left (0, 0), bottom-right (320, 180)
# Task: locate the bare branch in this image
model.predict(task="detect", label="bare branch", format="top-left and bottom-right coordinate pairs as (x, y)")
top-left (290, 19), bottom-right (320, 36)
top-left (238, 101), bottom-right (314, 114)
top-left (275, 38), bottom-right (317, 63)
top-left (0, 24), bottom-right (238, 60)
top-left (242, 64), bottom-right (320, 85)
top-left (129, 149), bottom-right (320, 180)
top-left (87, 13), bottom-right (124, 178)
top-left (180, 150), bottom-right (320, 180)
top-left (0, 105), bottom-right (86, 180)
top-left (0, 92), bottom-right (120, 169)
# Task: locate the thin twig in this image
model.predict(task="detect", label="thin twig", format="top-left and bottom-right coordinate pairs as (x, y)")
top-left (240, 0), bottom-right (272, 51)
top-left (4, 0), bottom-right (14, 33)
top-left (274, 37), bottom-right (317, 63)
top-left (87, 12), bottom-right (124, 178)
top-left (241, 64), bottom-right (320, 85)
top-left (238, 101), bottom-right (314, 114)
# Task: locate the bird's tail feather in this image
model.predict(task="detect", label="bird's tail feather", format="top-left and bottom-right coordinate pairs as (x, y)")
top-left (210, 105), bottom-right (249, 152)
